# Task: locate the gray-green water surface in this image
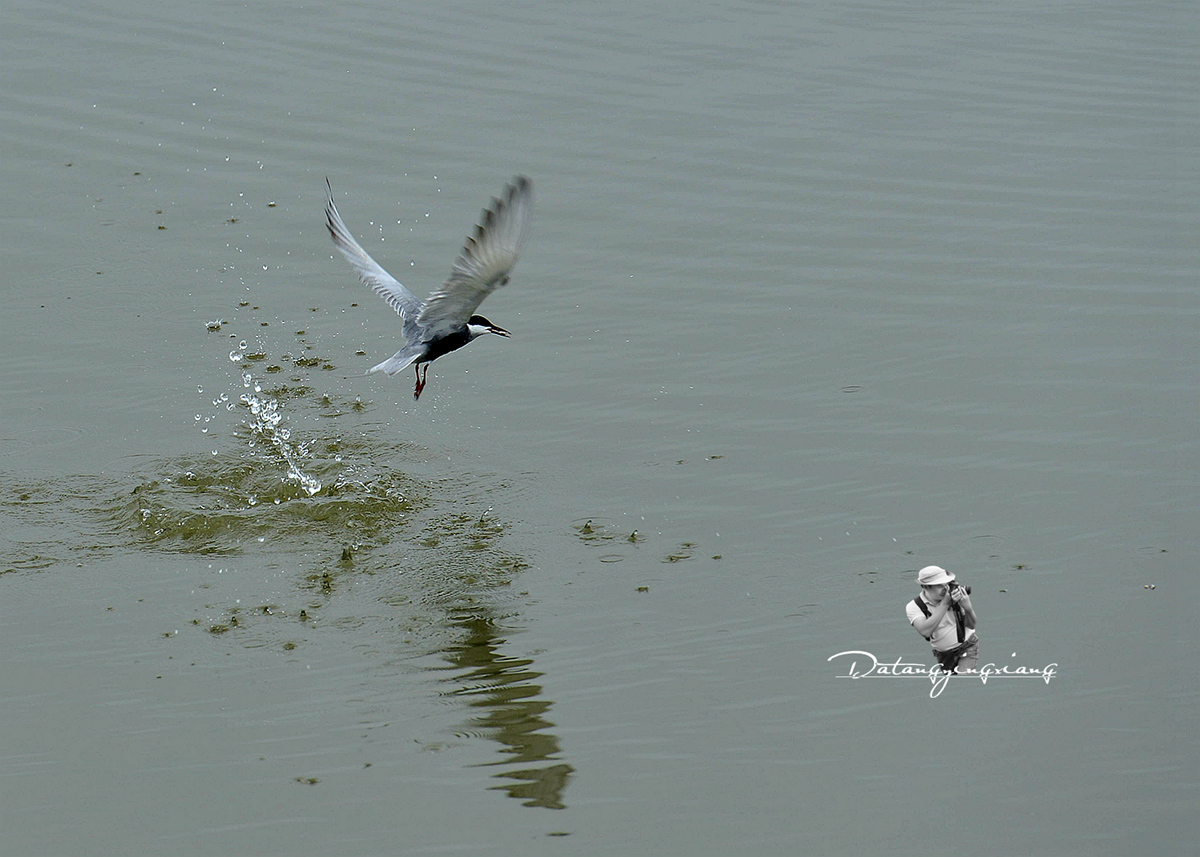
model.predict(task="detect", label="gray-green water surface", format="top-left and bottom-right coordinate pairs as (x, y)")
top-left (2, 1), bottom-right (1196, 854)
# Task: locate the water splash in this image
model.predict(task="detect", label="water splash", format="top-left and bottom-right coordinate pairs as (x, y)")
top-left (227, 339), bottom-right (321, 496)
top-left (239, 369), bottom-right (322, 496)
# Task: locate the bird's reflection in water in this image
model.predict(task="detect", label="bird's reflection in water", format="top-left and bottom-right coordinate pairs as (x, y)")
top-left (436, 611), bottom-right (573, 809)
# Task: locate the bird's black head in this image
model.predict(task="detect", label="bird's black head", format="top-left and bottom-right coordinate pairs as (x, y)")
top-left (467, 314), bottom-right (510, 338)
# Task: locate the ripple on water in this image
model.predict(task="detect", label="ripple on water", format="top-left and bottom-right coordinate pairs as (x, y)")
top-left (118, 445), bottom-right (422, 555)
top-left (2, 297), bottom-right (532, 656)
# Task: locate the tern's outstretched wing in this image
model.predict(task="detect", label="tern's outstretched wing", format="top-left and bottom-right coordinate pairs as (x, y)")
top-left (417, 176), bottom-right (533, 340)
top-left (324, 179), bottom-right (424, 321)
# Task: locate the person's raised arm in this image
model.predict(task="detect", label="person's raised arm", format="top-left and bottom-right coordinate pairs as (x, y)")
top-left (952, 588), bottom-right (976, 629)
top-left (911, 593), bottom-right (952, 638)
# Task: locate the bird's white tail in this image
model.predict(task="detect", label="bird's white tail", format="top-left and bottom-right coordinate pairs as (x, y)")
top-left (368, 348), bottom-right (421, 376)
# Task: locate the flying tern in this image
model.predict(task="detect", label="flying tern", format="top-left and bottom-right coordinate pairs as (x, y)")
top-left (324, 175), bottom-right (533, 400)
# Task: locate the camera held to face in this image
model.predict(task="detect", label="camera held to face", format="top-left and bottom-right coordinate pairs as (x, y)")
top-left (947, 581), bottom-right (972, 596)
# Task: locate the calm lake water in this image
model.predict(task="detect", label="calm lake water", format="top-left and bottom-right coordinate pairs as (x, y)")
top-left (2, 0), bottom-right (1196, 854)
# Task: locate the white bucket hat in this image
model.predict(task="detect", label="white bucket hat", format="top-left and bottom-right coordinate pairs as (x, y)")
top-left (917, 565), bottom-right (955, 586)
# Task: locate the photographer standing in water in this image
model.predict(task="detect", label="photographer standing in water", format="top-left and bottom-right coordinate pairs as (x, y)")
top-left (907, 565), bottom-right (979, 674)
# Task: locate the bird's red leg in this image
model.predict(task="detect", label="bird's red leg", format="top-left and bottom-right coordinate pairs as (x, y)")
top-left (413, 364), bottom-right (427, 400)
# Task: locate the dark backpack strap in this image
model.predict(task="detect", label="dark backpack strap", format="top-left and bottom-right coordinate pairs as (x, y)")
top-left (953, 602), bottom-right (966, 644)
top-left (912, 598), bottom-right (932, 640)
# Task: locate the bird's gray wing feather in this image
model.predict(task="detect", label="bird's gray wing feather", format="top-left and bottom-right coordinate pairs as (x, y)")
top-left (417, 176), bottom-right (532, 340)
top-left (324, 179), bottom-right (424, 325)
